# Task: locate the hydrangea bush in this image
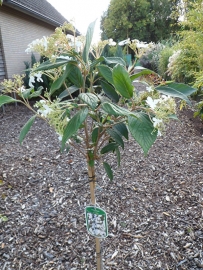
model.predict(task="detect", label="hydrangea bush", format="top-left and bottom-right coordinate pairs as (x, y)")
top-left (0, 21), bottom-right (196, 269)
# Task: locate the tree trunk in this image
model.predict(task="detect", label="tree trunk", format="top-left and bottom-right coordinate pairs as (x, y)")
top-left (87, 163), bottom-right (103, 270)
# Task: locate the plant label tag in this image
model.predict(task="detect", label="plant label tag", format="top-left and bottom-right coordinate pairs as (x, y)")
top-left (85, 206), bottom-right (108, 238)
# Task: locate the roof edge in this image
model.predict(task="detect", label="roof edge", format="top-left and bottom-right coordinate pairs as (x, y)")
top-left (4, 0), bottom-right (65, 27)
top-left (3, 0), bottom-right (80, 35)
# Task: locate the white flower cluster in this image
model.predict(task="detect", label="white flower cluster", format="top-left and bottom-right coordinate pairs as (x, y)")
top-left (66, 34), bottom-right (82, 52)
top-left (36, 100), bottom-right (53, 117)
top-left (146, 95), bottom-right (172, 136)
top-left (35, 100), bottom-right (71, 143)
top-left (25, 36), bottom-right (48, 53)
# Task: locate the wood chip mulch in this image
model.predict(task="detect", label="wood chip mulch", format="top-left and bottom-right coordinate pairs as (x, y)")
top-left (0, 103), bottom-right (203, 270)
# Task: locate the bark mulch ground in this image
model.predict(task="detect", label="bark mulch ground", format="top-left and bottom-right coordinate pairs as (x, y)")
top-left (0, 103), bottom-right (203, 270)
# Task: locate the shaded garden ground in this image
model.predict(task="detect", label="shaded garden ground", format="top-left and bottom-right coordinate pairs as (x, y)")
top-left (0, 103), bottom-right (203, 269)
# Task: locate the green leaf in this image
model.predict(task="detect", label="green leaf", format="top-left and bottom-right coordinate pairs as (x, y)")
top-left (115, 147), bottom-right (121, 167)
top-left (103, 162), bottom-right (113, 181)
top-left (88, 150), bottom-right (94, 167)
top-left (79, 93), bottom-right (99, 110)
top-left (112, 64), bottom-right (133, 98)
top-left (107, 128), bottom-right (124, 149)
top-left (34, 58), bottom-right (70, 72)
top-left (168, 114), bottom-right (179, 120)
top-left (82, 20), bottom-right (96, 63)
top-left (19, 115), bottom-right (36, 144)
top-left (164, 82), bottom-right (196, 96)
top-left (130, 67), bottom-right (156, 81)
top-left (100, 80), bottom-right (120, 103)
top-left (92, 127), bottom-right (99, 143)
top-left (89, 113), bottom-right (98, 122)
top-left (102, 102), bottom-right (130, 116)
top-left (97, 65), bottom-right (114, 85)
top-left (50, 62), bottom-right (75, 94)
top-left (58, 86), bottom-right (79, 100)
top-left (100, 142), bottom-right (117, 154)
top-left (113, 122), bottom-right (129, 140)
top-left (62, 108), bottom-right (88, 149)
top-left (90, 56), bottom-right (105, 71)
top-left (88, 159), bottom-right (94, 167)
top-left (128, 112), bottom-right (157, 155)
top-left (20, 88), bottom-right (32, 99)
top-left (67, 63), bottom-right (84, 88)
top-left (104, 57), bottom-right (126, 66)
top-left (0, 95), bottom-right (19, 106)
top-left (29, 87), bottom-right (43, 98)
top-left (155, 83), bottom-right (196, 104)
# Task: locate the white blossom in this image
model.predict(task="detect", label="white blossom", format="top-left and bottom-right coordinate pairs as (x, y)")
top-left (37, 104), bottom-right (53, 117)
top-left (136, 41), bottom-right (148, 48)
top-left (108, 38), bottom-right (116, 46)
top-left (152, 118), bottom-right (163, 136)
top-left (152, 117), bottom-right (163, 128)
top-left (35, 73), bottom-right (43, 83)
top-left (146, 96), bottom-right (159, 109)
top-left (29, 73), bottom-right (43, 87)
top-left (157, 130), bottom-right (162, 136)
top-left (57, 55), bottom-right (71, 60)
top-left (118, 38), bottom-right (130, 46)
top-left (58, 134), bottom-right (62, 141)
top-left (18, 86), bottom-right (26, 92)
top-left (39, 100), bottom-right (46, 104)
top-left (57, 132), bottom-right (70, 143)
top-left (161, 95), bottom-right (170, 101)
top-left (25, 36), bottom-right (48, 53)
top-left (29, 75), bottom-right (35, 88)
top-left (41, 36), bottom-right (48, 51)
top-left (146, 86), bottom-right (153, 92)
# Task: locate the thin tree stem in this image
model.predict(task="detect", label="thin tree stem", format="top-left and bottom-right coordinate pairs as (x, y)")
top-left (87, 163), bottom-right (102, 270)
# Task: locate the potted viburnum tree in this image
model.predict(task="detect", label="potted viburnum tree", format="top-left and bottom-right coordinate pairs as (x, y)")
top-left (0, 21), bottom-right (196, 270)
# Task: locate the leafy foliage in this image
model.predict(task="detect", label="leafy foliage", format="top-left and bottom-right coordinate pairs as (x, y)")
top-left (167, 0), bottom-right (203, 85)
top-left (100, 0), bottom-right (180, 43)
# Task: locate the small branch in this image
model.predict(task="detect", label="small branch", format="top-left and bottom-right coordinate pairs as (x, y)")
top-left (69, 141), bottom-right (86, 158)
top-left (84, 120), bottom-right (90, 149)
top-left (64, 82), bottom-right (74, 99)
top-left (98, 135), bottom-right (110, 150)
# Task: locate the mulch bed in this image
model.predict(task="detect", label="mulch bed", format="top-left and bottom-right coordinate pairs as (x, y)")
top-left (0, 103), bottom-right (203, 270)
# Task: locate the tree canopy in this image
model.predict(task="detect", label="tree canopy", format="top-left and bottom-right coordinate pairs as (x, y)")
top-left (100, 0), bottom-right (181, 43)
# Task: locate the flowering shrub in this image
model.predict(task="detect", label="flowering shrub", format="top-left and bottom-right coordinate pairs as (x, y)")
top-left (139, 43), bottom-right (165, 73)
top-left (0, 21), bottom-right (196, 269)
top-left (0, 20), bottom-right (196, 163)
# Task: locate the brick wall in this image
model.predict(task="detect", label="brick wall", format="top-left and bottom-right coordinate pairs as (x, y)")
top-left (0, 5), bottom-right (56, 79)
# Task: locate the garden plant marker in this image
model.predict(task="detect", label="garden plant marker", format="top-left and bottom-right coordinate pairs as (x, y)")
top-left (85, 206), bottom-right (108, 238)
